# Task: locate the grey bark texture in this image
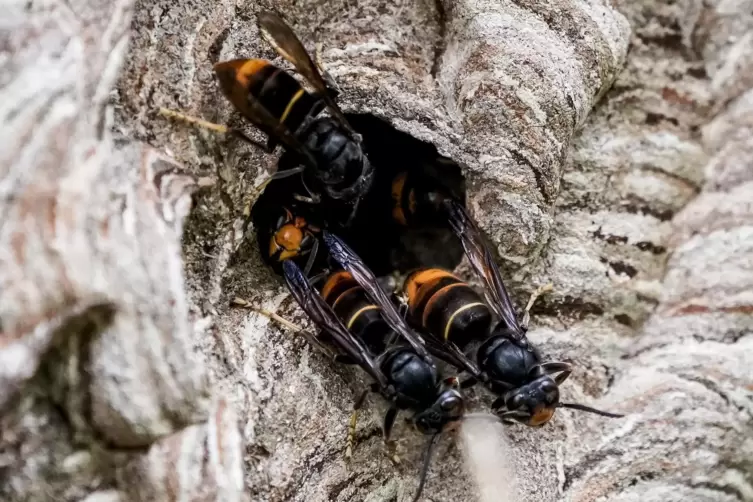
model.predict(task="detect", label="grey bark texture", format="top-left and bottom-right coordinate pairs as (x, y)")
top-left (1, 0), bottom-right (751, 501)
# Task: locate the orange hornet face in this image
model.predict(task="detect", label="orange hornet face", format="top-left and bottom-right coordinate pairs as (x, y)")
top-left (270, 224), bottom-right (304, 261)
top-left (528, 405), bottom-right (555, 426)
top-left (269, 210), bottom-right (319, 263)
top-left (497, 375), bottom-right (561, 426)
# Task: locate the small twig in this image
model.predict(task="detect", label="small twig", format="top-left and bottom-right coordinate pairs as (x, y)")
top-left (231, 298), bottom-right (305, 334)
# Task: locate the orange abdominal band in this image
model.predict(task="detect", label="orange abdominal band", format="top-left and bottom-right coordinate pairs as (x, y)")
top-left (222, 59), bottom-right (270, 88)
top-left (405, 269), bottom-right (458, 309)
top-left (421, 282), bottom-right (465, 327)
top-left (321, 271), bottom-right (355, 302)
top-left (391, 173), bottom-right (408, 225)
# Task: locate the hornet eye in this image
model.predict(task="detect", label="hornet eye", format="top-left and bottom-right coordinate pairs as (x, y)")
top-left (509, 394), bottom-right (525, 410)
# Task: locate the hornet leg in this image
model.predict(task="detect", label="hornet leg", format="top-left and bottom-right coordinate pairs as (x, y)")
top-left (491, 396), bottom-right (506, 414)
top-left (383, 406), bottom-right (401, 465)
top-left (159, 108), bottom-right (269, 151)
top-left (394, 293), bottom-right (409, 319)
top-left (345, 389), bottom-right (370, 459)
top-left (308, 268), bottom-right (331, 286)
top-left (520, 283), bottom-right (554, 331)
top-left (302, 237), bottom-right (320, 277)
top-left (293, 174), bottom-right (321, 205)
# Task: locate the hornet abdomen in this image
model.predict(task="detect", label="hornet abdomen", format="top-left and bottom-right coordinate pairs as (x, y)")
top-left (391, 171), bottom-right (445, 226)
top-left (214, 59), bottom-right (323, 135)
top-left (403, 268), bottom-right (492, 349)
top-left (321, 271), bottom-right (392, 354)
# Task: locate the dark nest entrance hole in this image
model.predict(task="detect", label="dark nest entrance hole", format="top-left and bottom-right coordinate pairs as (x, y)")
top-left (252, 113), bottom-right (468, 277)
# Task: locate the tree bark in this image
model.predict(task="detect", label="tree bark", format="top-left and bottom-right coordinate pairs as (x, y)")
top-left (2, 0), bottom-right (752, 501)
top-left (1, 0), bottom-right (243, 500)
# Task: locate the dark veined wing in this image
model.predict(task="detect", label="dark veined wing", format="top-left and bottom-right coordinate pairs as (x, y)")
top-left (322, 232), bottom-right (434, 365)
top-left (422, 336), bottom-right (483, 380)
top-left (282, 260), bottom-right (389, 388)
top-left (256, 11), bottom-right (356, 137)
top-left (443, 199), bottom-right (524, 339)
top-left (213, 59), bottom-right (318, 169)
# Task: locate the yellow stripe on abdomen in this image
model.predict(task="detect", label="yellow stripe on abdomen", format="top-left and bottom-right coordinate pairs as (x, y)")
top-left (347, 305), bottom-right (380, 330)
top-left (443, 302), bottom-right (485, 340)
top-left (279, 88), bottom-right (306, 124)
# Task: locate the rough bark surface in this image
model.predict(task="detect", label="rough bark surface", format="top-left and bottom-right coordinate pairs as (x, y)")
top-left (1, 0), bottom-right (243, 500)
top-left (1, 0), bottom-right (751, 501)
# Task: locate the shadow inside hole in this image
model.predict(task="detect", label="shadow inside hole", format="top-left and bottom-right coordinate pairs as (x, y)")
top-left (250, 113), bottom-right (468, 277)
top-left (345, 114), bottom-right (467, 276)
